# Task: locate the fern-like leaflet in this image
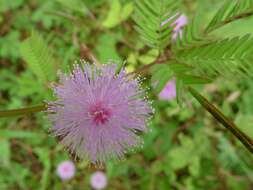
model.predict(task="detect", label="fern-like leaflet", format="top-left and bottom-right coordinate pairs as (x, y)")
top-left (175, 34), bottom-right (253, 79)
top-left (205, 0), bottom-right (253, 33)
top-left (173, 17), bottom-right (213, 51)
top-left (172, 0), bottom-right (253, 80)
top-left (20, 31), bottom-right (57, 83)
top-left (133, 0), bottom-right (180, 49)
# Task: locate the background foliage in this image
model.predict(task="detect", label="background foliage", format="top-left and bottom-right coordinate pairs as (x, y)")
top-left (0, 0), bottom-right (253, 189)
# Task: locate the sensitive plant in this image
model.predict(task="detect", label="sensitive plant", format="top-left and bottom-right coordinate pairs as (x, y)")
top-left (47, 63), bottom-right (152, 164)
top-left (0, 0), bottom-right (253, 170)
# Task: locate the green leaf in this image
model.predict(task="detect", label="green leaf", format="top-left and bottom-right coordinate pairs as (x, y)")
top-left (176, 78), bottom-right (184, 105)
top-left (0, 139), bottom-right (10, 167)
top-left (151, 64), bottom-right (173, 93)
top-left (235, 114), bottom-right (253, 138)
top-left (35, 148), bottom-right (51, 190)
top-left (0, 129), bottom-right (40, 139)
top-left (189, 157), bottom-right (200, 177)
top-left (0, 0), bottom-right (24, 12)
top-left (56, 0), bottom-right (88, 14)
top-left (168, 63), bottom-right (193, 73)
top-left (133, 0), bottom-right (180, 49)
top-left (20, 31), bottom-right (57, 83)
top-left (168, 129), bottom-right (210, 171)
top-left (172, 15), bottom-right (212, 52)
top-left (0, 31), bottom-right (20, 61)
top-left (205, 0), bottom-right (253, 33)
top-left (95, 34), bottom-right (121, 63)
top-left (155, 72), bottom-right (173, 93)
top-left (121, 2), bottom-right (134, 21)
top-left (175, 34), bottom-right (253, 79)
top-left (168, 135), bottom-right (195, 169)
top-left (31, 1), bottom-right (59, 29)
top-left (218, 136), bottom-right (253, 181)
top-left (10, 163), bottom-right (29, 189)
top-left (139, 49), bottom-right (159, 64)
top-left (102, 0), bottom-right (133, 28)
top-left (102, 0), bottom-right (121, 28)
top-left (107, 162), bottom-right (129, 178)
top-left (177, 74), bottom-right (212, 85)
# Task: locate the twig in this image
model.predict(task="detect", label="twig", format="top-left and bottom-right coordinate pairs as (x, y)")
top-left (127, 62), bottom-right (156, 77)
top-left (80, 43), bottom-right (101, 68)
top-left (127, 53), bottom-right (170, 77)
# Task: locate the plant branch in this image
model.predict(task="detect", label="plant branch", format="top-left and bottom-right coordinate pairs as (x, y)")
top-left (80, 43), bottom-right (101, 68)
top-left (127, 53), bottom-right (170, 77)
top-left (188, 87), bottom-right (253, 154)
top-left (206, 10), bottom-right (253, 33)
top-left (127, 62), bottom-right (157, 77)
top-left (0, 104), bottom-right (47, 118)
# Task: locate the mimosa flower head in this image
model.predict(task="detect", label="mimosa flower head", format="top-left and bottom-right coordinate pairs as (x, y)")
top-left (47, 61), bottom-right (153, 164)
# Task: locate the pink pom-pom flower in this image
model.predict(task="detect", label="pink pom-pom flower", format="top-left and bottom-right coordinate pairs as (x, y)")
top-left (47, 62), bottom-right (152, 164)
top-left (56, 160), bottom-right (75, 180)
top-left (90, 171), bottom-right (107, 190)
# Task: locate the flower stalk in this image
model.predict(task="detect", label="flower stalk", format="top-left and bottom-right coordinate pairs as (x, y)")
top-left (188, 87), bottom-right (253, 154)
top-left (0, 104), bottom-right (47, 118)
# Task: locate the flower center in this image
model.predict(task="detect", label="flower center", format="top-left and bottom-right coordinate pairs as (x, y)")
top-left (89, 102), bottom-right (111, 125)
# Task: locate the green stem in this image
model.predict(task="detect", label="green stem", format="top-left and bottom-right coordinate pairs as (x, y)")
top-left (205, 10), bottom-right (253, 33)
top-left (188, 87), bottom-right (253, 154)
top-left (0, 104), bottom-right (47, 118)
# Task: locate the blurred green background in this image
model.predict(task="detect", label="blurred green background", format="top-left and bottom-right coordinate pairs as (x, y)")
top-left (0, 0), bottom-right (253, 189)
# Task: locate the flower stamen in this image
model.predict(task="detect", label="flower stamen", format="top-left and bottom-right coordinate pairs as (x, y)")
top-left (89, 103), bottom-right (112, 125)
